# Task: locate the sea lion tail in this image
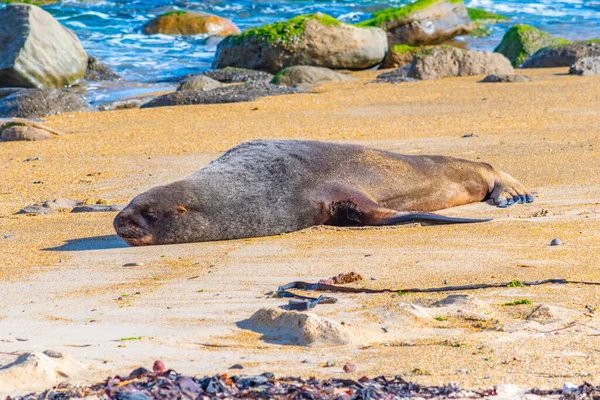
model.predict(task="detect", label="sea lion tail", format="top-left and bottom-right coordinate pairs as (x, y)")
top-left (384, 213), bottom-right (492, 225)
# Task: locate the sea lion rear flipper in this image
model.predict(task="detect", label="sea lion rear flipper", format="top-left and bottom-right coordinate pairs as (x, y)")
top-left (321, 186), bottom-right (491, 226)
top-left (373, 212), bottom-right (492, 226)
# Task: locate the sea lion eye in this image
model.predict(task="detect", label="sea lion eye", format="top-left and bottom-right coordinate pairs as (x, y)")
top-left (141, 209), bottom-right (158, 222)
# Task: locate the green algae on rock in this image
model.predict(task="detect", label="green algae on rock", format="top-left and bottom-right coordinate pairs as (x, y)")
top-left (466, 8), bottom-right (509, 23)
top-left (143, 10), bottom-right (240, 36)
top-left (213, 13), bottom-right (387, 73)
top-left (356, 0), bottom-right (473, 46)
top-left (494, 24), bottom-right (568, 67)
top-left (381, 44), bottom-right (420, 69)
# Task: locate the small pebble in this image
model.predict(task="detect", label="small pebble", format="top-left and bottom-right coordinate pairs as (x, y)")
top-left (229, 364), bottom-right (244, 370)
top-left (550, 238), bottom-right (562, 246)
top-left (325, 361), bottom-right (335, 367)
top-left (343, 363), bottom-right (357, 373)
top-left (562, 382), bottom-right (578, 394)
top-left (443, 280), bottom-right (448, 284)
top-left (123, 262), bottom-right (143, 267)
top-left (153, 360), bottom-right (166, 374)
top-left (3, 234), bottom-right (12, 239)
top-left (381, 326), bottom-right (389, 333)
top-left (24, 157), bottom-right (41, 162)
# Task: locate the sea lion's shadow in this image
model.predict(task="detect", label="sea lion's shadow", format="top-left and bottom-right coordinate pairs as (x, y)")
top-left (44, 235), bottom-right (128, 251)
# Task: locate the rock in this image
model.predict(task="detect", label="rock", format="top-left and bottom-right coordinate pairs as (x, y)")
top-left (203, 67), bottom-right (274, 83)
top-left (213, 13), bottom-right (387, 74)
top-left (272, 66), bottom-right (355, 90)
top-left (343, 363), bottom-right (357, 373)
top-left (494, 24), bottom-right (569, 67)
top-left (42, 198), bottom-right (81, 209)
top-left (356, 0), bottom-right (473, 46)
top-left (466, 7), bottom-right (509, 25)
top-left (480, 74), bottom-right (532, 83)
top-left (229, 364), bottom-right (244, 370)
top-left (141, 82), bottom-right (301, 108)
top-left (407, 46), bottom-right (514, 80)
top-left (237, 308), bottom-right (353, 346)
top-left (142, 10), bottom-right (240, 37)
top-left (0, 351), bottom-right (86, 393)
top-left (0, 4), bottom-right (88, 88)
top-left (18, 205), bottom-right (56, 215)
top-left (373, 66), bottom-right (418, 83)
top-left (71, 204), bottom-right (124, 213)
top-left (569, 57), bottom-right (600, 76)
top-left (325, 361), bottom-right (335, 367)
top-left (152, 360), bottom-right (166, 374)
top-left (177, 75), bottom-right (223, 91)
top-left (521, 40), bottom-right (600, 68)
top-left (0, 88), bottom-right (24, 100)
top-left (0, 89), bottom-right (96, 118)
top-left (550, 238), bottom-right (562, 246)
top-left (380, 45), bottom-right (420, 69)
top-left (1, 125), bottom-right (51, 141)
top-left (85, 56), bottom-right (120, 81)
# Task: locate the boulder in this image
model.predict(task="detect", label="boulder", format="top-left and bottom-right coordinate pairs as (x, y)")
top-left (0, 89), bottom-right (96, 118)
top-left (213, 13), bottom-right (387, 74)
top-left (0, 118), bottom-right (64, 142)
top-left (141, 82), bottom-right (301, 108)
top-left (356, 0), bottom-right (473, 46)
top-left (272, 66), bottom-right (355, 89)
top-left (569, 57), bottom-right (600, 76)
top-left (0, 4), bottom-right (88, 88)
top-left (407, 46), bottom-right (513, 80)
top-left (380, 45), bottom-right (419, 69)
top-left (85, 56), bottom-right (120, 81)
top-left (142, 10), bottom-right (240, 37)
top-left (373, 67), bottom-right (419, 83)
top-left (204, 67), bottom-right (274, 84)
top-left (177, 75), bottom-right (223, 91)
top-left (494, 24), bottom-right (569, 67)
top-left (521, 41), bottom-right (600, 68)
top-left (480, 74), bottom-right (532, 83)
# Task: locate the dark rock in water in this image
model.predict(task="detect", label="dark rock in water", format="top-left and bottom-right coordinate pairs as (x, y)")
top-left (373, 66), bottom-right (418, 83)
top-left (380, 45), bottom-right (419, 69)
top-left (85, 56), bottom-right (121, 81)
top-left (0, 4), bottom-right (88, 88)
top-left (177, 75), bottom-right (223, 91)
top-left (480, 74), bottom-right (532, 83)
top-left (0, 88), bottom-right (24, 100)
top-left (213, 13), bottom-right (387, 73)
top-left (71, 204), bottom-right (124, 213)
top-left (142, 11), bottom-right (240, 37)
top-left (356, 0), bottom-right (474, 46)
top-left (494, 25), bottom-right (568, 67)
top-left (569, 57), bottom-right (600, 76)
top-left (407, 46), bottom-right (514, 80)
top-left (521, 41), bottom-right (600, 68)
top-left (0, 89), bottom-right (96, 118)
top-left (271, 66), bottom-right (355, 89)
top-left (141, 82), bottom-right (302, 108)
top-left (204, 67), bottom-right (274, 84)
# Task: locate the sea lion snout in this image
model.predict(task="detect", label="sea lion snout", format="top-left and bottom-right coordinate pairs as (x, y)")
top-left (114, 211), bottom-right (154, 246)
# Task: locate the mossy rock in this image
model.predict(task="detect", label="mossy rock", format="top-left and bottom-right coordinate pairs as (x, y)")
top-left (380, 44), bottom-right (420, 68)
top-left (466, 8), bottom-right (509, 24)
top-left (1, 0), bottom-right (59, 5)
top-left (521, 40), bottom-right (600, 68)
top-left (213, 13), bottom-right (387, 73)
top-left (494, 24), bottom-right (569, 67)
top-left (143, 10), bottom-right (240, 36)
top-left (356, 0), bottom-right (473, 46)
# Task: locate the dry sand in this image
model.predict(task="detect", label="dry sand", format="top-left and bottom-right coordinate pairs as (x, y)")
top-left (1, 68), bottom-right (600, 396)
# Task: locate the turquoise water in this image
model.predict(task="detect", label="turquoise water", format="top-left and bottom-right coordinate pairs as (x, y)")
top-left (4, 0), bottom-right (598, 102)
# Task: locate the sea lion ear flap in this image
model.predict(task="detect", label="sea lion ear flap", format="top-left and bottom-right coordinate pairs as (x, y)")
top-left (177, 205), bottom-right (188, 214)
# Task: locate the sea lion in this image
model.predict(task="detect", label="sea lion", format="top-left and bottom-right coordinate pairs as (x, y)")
top-left (114, 140), bottom-right (533, 246)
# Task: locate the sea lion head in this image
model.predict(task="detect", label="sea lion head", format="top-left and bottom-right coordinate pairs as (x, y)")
top-left (114, 180), bottom-right (208, 246)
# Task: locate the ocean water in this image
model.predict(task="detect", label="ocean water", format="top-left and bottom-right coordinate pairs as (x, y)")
top-left (3, 0), bottom-right (598, 103)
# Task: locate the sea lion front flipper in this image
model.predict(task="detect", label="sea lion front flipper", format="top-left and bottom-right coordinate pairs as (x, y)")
top-left (321, 186), bottom-right (491, 226)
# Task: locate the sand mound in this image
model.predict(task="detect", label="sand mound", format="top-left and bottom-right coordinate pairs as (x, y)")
top-left (237, 308), bottom-right (353, 346)
top-left (396, 295), bottom-right (494, 322)
top-left (0, 351), bottom-right (86, 394)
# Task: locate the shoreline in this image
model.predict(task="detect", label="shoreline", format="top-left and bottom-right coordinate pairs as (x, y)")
top-left (1, 68), bottom-right (600, 396)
